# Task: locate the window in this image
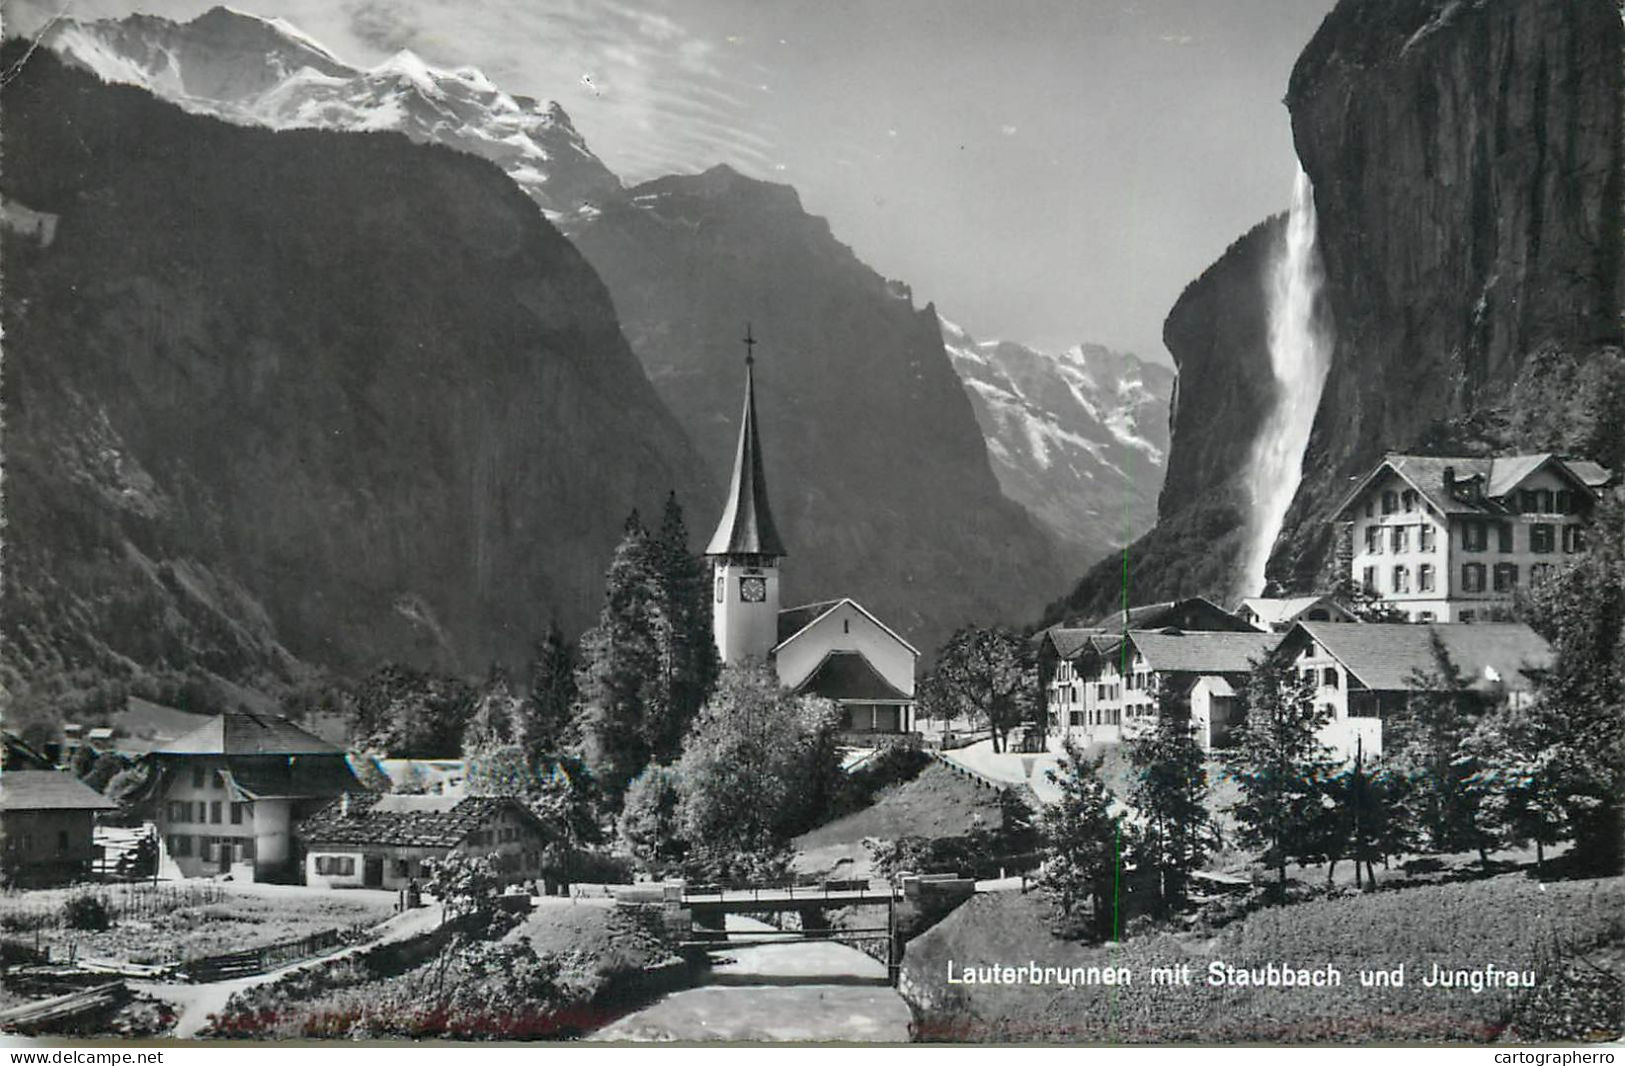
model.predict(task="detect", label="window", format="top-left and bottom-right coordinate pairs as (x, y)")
top-left (1519, 489), bottom-right (1538, 514)
top-left (1460, 610), bottom-right (1477, 623)
top-left (1391, 526), bottom-right (1409, 553)
top-left (1419, 524), bottom-right (1436, 552)
top-left (191, 765), bottom-right (206, 789)
top-left (1401, 489), bottom-right (1417, 512)
top-left (1322, 668), bottom-right (1339, 689)
top-left (1419, 563), bottom-right (1436, 592)
top-left (1462, 563), bottom-right (1486, 593)
top-left (1362, 566), bottom-right (1377, 594)
top-left (211, 801), bottom-right (223, 824)
top-left (1382, 490), bottom-right (1399, 514)
top-left (200, 837), bottom-right (215, 862)
top-left (1068, 711), bottom-right (1083, 727)
top-left (1530, 563), bottom-right (1554, 584)
top-left (1418, 611), bottom-right (1436, 622)
top-left (1364, 498), bottom-right (1374, 518)
top-left (212, 771), bottom-right (225, 791)
top-left (1461, 520), bottom-right (1487, 552)
top-left (1497, 522), bottom-right (1514, 553)
top-left (714, 576), bottom-right (723, 604)
top-left (315, 855), bottom-right (356, 877)
top-left (1530, 523), bottom-right (1555, 553)
top-left (1364, 526), bottom-right (1382, 554)
top-left (168, 800), bottom-right (188, 824)
top-left (1539, 489), bottom-right (1554, 512)
top-left (195, 801), bottom-right (208, 822)
top-left (1493, 563), bottom-right (1518, 592)
top-left (1392, 565), bottom-right (1411, 593)
top-left (230, 802), bottom-right (245, 826)
top-left (1556, 489), bottom-right (1572, 514)
top-left (395, 859), bottom-right (411, 878)
top-left (171, 835), bottom-right (193, 857)
top-left (1563, 525), bottom-right (1586, 553)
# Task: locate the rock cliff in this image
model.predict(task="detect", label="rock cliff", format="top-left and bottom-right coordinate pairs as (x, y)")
top-left (0, 50), bottom-right (709, 706)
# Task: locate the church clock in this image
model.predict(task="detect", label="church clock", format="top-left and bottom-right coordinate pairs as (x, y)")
top-left (739, 576), bottom-right (768, 603)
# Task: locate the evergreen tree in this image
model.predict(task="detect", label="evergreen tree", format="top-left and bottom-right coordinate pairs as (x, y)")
top-left (1465, 698), bottom-right (1573, 877)
top-left (1038, 739), bottom-right (1126, 940)
top-left (648, 493), bottom-right (721, 763)
top-left (1226, 653), bottom-right (1338, 894)
top-left (1388, 636), bottom-right (1493, 863)
top-left (576, 511), bottom-right (664, 803)
top-left (519, 623), bottom-right (577, 759)
top-left (464, 663), bottom-right (522, 752)
top-left (1125, 706), bottom-right (1212, 913)
top-left (617, 764), bottom-right (688, 873)
top-left (1320, 738), bottom-right (1408, 890)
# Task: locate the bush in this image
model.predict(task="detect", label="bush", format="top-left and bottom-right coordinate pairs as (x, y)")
top-left (63, 893), bottom-right (112, 931)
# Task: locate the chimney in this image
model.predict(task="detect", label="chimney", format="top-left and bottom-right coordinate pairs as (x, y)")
top-left (341, 792), bottom-right (351, 818)
top-left (1443, 466), bottom-right (1456, 497)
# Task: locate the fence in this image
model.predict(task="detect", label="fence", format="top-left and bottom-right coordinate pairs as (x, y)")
top-left (180, 922), bottom-right (374, 983)
top-left (0, 882), bottom-right (227, 934)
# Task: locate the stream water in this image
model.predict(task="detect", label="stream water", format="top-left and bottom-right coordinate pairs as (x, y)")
top-left (590, 915), bottom-right (914, 1043)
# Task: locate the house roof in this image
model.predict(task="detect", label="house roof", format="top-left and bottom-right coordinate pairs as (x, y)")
top-left (775, 597), bottom-right (920, 657)
top-left (1289, 621), bottom-right (1553, 692)
top-left (2, 731), bottom-right (54, 771)
top-left (1195, 675), bottom-right (1237, 697)
top-left (1039, 627), bottom-right (1107, 660)
top-left (155, 713), bottom-right (342, 756)
top-left (220, 756), bottom-right (364, 801)
top-left (1235, 596), bottom-right (1351, 628)
top-left (1087, 596), bottom-right (1254, 633)
top-left (1335, 453), bottom-right (1609, 519)
top-left (793, 650), bottom-right (912, 702)
top-left (296, 794), bottom-right (545, 849)
top-left (706, 358), bottom-right (787, 558)
top-left (0, 771), bottom-right (119, 812)
top-left (1127, 629), bottom-right (1283, 675)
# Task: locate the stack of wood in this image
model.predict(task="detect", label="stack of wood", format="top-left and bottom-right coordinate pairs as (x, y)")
top-left (0, 981), bottom-right (130, 1035)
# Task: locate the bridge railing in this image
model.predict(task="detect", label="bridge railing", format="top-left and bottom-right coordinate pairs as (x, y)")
top-left (678, 880), bottom-right (895, 904)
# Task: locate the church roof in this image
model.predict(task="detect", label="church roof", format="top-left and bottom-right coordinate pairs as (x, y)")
top-left (706, 357), bottom-right (787, 558)
top-left (793, 650), bottom-right (912, 702)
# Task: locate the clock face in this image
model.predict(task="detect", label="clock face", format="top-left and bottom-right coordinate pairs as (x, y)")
top-left (739, 576), bottom-right (767, 603)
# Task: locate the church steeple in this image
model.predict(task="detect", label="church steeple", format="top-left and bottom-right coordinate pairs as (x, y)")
top-left (705, 324), bottom-right (787, 559)
top-left (707, 325), bottom-right (786, 666)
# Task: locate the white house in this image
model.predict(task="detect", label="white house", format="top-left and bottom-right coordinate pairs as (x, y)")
top-left (1234, 595), bottom-right (1357, 632)
top-left (1335, 453), bottom-right (1611, 622)
top-left (297, 794), bottom-right (548, 890)
top-left (704, 341), bottom-right (918, 735)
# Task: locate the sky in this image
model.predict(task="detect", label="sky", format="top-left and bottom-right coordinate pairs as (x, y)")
top-left (6, 0), bottom-right (1336, 363)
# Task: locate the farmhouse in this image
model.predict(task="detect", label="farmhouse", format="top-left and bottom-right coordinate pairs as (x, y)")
top-left (143, 712), bottom-right (363, 883)
top-left (1277, 620), bottom-right (1553, 758)
top-left (1336, 453), bottom-right (1612, 622)
top-left (297, 794), bottom-right (549, 890)
top-left (0, 771), bottom-right (117, 886)
top-left (706, 341), bottom-right (918, 735)
top-left (1056, 628), bottom-right (1281, 749)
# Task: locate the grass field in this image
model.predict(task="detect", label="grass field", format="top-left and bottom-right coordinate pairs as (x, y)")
top-left (902, 872), bottom-right (1625, 1043)
top-left (0, 882), bottom-right (396, 964)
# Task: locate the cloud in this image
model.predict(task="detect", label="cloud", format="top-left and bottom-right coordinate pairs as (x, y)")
top-left (344, 0), bottom-right (422, 53)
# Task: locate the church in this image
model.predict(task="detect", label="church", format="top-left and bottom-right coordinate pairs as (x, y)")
top-left (704, 334), bottom-right (919, 736)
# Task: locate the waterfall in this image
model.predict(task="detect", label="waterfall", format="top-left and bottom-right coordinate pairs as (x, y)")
top-left (1239, 164), bottom-right (1333, 599)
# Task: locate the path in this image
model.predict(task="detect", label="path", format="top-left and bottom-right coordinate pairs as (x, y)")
top-left (590, 915), bottom-right (912, 1043)
top-left (132, 903), bottom-right (444, 1039)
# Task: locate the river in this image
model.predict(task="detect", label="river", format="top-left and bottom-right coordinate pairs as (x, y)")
top-left (591, 915), bottom-right (914, 1042)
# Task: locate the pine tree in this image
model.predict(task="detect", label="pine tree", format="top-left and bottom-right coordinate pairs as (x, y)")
top-left (1226, 653), bottom-right (1338, 895)
top-left (648, 492), bottom-right (720, 763)
top-left (1039, 738), bottom-right (1126, 940)
top-left (1388, 635), bottom-right (1493, 864)
top-left (1125, 705), bottom-right (1212, 913)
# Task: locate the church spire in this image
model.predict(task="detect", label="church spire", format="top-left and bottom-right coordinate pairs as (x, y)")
top-left (706, 324), bottom-right (787, 558)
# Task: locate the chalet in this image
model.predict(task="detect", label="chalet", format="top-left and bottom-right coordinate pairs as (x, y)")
top-left (1059, 628), bottom-right (1282, 750)
top-left (0, 771), bottom-right (117, 886)
top-left (1038, 628), bottom-right (1116, 733)
top-left (1336, 453), bottom-right (1612, 623)
top-left (297, 794), bottom-right (549, 890)
top-left (705, 342), bottom-right (918, 735)
top-left (143, 713), bottom-right (363, 882)
top-left (1085, 597), bottom-right (1258, 633)
top-left (1234, 595), bottom-right (1357, 632)
top-left (1277, 620), bottom-right (1553, 759)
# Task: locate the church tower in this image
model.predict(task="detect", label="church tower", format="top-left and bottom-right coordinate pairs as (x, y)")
top-left (706, 327), bottom-right (787, 666)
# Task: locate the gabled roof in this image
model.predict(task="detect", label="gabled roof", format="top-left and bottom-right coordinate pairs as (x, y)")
top-left (1039, 627), bottom-right (1108, 660)
top-left (1126, 629), bottom-right (1283, 675)
top-left (1287, 621), bottom-right (1553, 693)
top-left (775, 597), bottom-right (920, 657)
top-left (2, 731), bottom-right (54, 771)
top-left (221, 756), bottom-right (364, 801)
top-left (297, 794), bottom-right (546, 849)
top-left (1236, 596), bottom-right (1353, 628)
top-left (1335, 453), bottom-right (1609, 519)
top-left (0, 771), bottom-right (118, 812)
top-left (1567, 460), bottom-right (1613, 489)
top-left (1087, 596), bottom-right (1255, 633)
top-left (155, 713), bottom-right (342, 756)
top-left (793, 650), bottom-right (912, 702)
top-left (706, 358), bottom-right (787, 557)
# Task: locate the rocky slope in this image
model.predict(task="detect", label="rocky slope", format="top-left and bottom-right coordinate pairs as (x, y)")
top-left (44, 6), bottom-right (622, 216)
top-left (1047, 0), bottom-right (1623, 624)
top-left (565, 165), bottom-right (1066, 649)
top-left (0, 49), bottom-right (709, 707)
top-left (1271, 0), bottom-right (1624, 589)
top-left (940, 319), bottom-right (1172, 571)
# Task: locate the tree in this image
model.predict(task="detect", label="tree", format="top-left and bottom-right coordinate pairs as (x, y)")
top-left (1332, 576), bottom-right (1409, 623)
top-left (425, 853), bottom-right (502, 924)
top-left (674, 661), bottom-right (843, 880)
top-left (464, 664), bottom-right (523, 753)
top-left (1038, 739), bottom-right (1126, 940)
top-left (617, 764), bottom-right (688, 873)
top-left (929, 626), bottom-right (1037, 753)
top-left (1515, 490), bottom-right (1625, 874)
top-left (1318, 738), bottom-right (1409, 890)
top-left (1125, 707), bottom-right (1213, 913)
top-left (1226, 653), bottom-right (1338, 894)
top-left (350, 664), bottom-right (473, 757)
top-left (1387, 635), bottom-right (1493, 863)
top-left (1464, 700), bottom-right (1571, 876)
top-left (71, 743), bottom-right (97, 779)
top-left (519, 624), bottom-right (577, 759)
top-left (648, 493), bottom-right (720, 763)
top-left (463, 744), bottom-right (600, 852)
